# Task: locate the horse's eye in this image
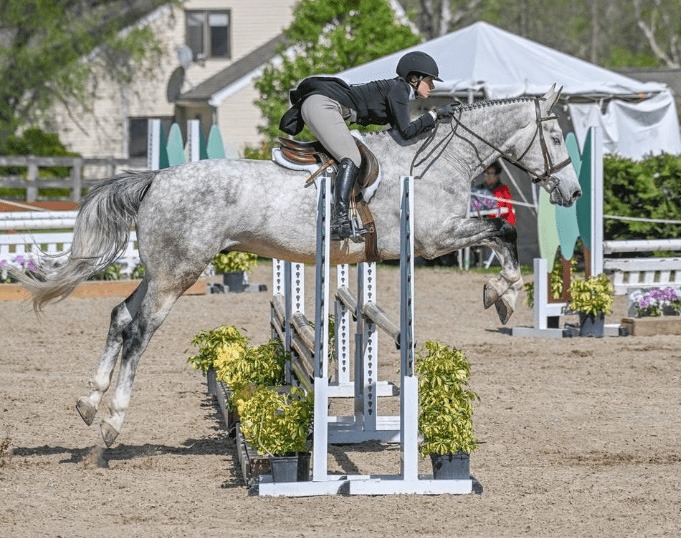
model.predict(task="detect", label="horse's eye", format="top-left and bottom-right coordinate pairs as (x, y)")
top-left (551, 135), bottom-right (562, 145)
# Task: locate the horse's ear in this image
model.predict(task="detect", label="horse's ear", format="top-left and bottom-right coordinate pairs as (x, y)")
top-left (541, 84), bottom-right (562, 109)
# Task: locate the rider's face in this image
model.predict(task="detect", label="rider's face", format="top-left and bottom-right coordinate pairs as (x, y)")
top-left (416, 76), bottom-right (434, 99)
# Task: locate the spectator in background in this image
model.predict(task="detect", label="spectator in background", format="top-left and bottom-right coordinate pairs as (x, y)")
top-left (483, 161), bottom-right (516, 226)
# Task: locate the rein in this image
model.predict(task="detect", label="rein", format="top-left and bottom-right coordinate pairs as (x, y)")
top-left (449, 98), bottom-right (572, 188)
top-left (410, 122), bottom-right (455, 177)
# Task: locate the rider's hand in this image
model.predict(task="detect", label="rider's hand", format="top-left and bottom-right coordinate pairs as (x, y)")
top-left (434, 103), bottom-right (459, 119)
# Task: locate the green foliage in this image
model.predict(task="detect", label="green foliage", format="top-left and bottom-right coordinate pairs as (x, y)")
top-left (211, 252), bottom-right (258, 274)
top-left (88, 263), bottom-right (123, 281)
top-left (131, 263), bottom-right (145, 280)
top-left (254, 0), bottom-right (420, 143)
top-left (415, 341), bottom-right (478, 456)
top-left (213, 339), bottom-right (288, 396)
top-left (524, 256), bottom-right (576, 308)
top-left (0, 128), bottom-right (79, 197)
top-left (603, 153), bottom-right (681, 241)
top-left (187, 325), bottom-right (249, 374)
top-left (237, 386), bottom-right (313, 456)
top-left (568, 274), bottom-right (614, 316)
top-left (0, 0), bottom-right (173, 138)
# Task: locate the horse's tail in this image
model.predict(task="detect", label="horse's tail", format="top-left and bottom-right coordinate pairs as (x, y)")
top-left (17, 170), bottom-right (157, 312)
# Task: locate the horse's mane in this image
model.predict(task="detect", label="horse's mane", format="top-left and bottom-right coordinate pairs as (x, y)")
top-left (364, 96), bottom-right (535, 143)
top-left (460, 96), bottom-right (534, 112)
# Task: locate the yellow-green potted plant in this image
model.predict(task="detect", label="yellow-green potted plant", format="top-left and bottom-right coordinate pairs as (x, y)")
top-left (187, 326), bottom-right (288, 433)
top-left (236, 386), bottom-right (313, 482)
top-left (211, 251), bottom-right (258, 292)
top-left (568, 273), bottom-right (614, 337)
top-left (187, 325), bottom-right (249, 430)
top-left (416, 341), bottom-right (478, 480)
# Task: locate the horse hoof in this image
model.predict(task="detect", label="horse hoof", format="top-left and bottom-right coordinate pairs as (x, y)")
top-left (100, 420), bottom-right (120, 448)
top-left (494, 296), bottom-right (513, 325)
top-left (76, 397), bottom-right (97, 426)
top-left (483, 282), bottom-right (499, 309)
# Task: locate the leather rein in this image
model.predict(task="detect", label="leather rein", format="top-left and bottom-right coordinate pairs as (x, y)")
top-left (445, 97), bottom-right (572, 191)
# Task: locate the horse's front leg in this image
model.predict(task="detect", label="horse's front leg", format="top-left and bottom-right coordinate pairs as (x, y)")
top-left (422, 217), bottom-right (522, 324)
top-left (479, 220), bottom-right (523, 324)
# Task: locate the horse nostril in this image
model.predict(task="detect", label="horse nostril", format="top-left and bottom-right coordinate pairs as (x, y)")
top-left (573, 190), bottom-right (582, 200)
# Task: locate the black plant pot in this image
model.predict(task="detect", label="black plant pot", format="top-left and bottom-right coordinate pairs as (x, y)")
top-left (270, 453), bottom-right (311, 483)
top-left (430, 452), bottom-right (470, 480)
top-left (222, 271), bottom-right (246, 293)
top-left (579, 312), bottom-right (605, 337)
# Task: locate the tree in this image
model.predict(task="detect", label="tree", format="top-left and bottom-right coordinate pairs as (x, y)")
top-left (253, 0), bottom-right (422, 145)
top-left (632, 0), bottom-right (681, 67)
top-left (0, 0), bottom-right (175, 139)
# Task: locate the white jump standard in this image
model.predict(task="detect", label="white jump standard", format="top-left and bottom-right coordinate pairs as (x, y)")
top-left (262, 175), bottom-right (473, 496)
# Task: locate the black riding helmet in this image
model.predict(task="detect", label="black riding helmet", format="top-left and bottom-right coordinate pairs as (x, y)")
top-left (396, 51), bottom-right (443, 81)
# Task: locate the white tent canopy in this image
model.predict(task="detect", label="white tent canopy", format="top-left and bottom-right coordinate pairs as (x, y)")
top-left (338, 21), bottom-right (681, 159)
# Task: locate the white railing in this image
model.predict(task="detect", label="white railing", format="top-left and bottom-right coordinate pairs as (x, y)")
top-left (0, 230), bottom-right (140, 277)
top-left (0, 210), bottom-right (78, 231)
top-left (603, 239), bottom-right (681, 294)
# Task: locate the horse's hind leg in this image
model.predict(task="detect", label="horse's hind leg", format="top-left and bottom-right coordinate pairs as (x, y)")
top-left (99, 277), bottom-right (188, 447)
top-left (76, 280), bottom-right (148, 426)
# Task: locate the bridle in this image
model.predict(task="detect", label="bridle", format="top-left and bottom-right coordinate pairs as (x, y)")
top-left (448, 97), bottom-right (572, 190)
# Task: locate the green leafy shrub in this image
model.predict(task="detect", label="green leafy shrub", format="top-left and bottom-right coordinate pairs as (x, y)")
top-left (0, 128), bottom-right (79, 198)
top-left (237, 386), bottom-right (313, 456)
top-left (416, 341), bottom-right (478, 457)
top-left (604, 153), bottom-right (681, 242)
top-left (213, 339), bottom-right (287, 395)
top-left (88, 263), bottom-right (122, 281)
top-left (211, 252), bottom-right (258, 273)
top-left (568, 273), bottom-right (614, 315)
top-left (131, 264), bottom-right (145, 279)
top-left (524, 256), bottom-right (575, 307)
top-left (187, 325), bottom-right (249, 374)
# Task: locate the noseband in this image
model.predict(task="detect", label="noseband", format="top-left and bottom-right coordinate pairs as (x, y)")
top-left (450, 98), bottom-right (572, 189)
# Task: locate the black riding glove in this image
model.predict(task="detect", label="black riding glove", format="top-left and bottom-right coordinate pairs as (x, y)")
top-left (434, 103), bottom-right (459, 119)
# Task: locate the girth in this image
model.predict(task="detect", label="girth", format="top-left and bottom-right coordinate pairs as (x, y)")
top-left (277, 136), bottom-right (381, 262)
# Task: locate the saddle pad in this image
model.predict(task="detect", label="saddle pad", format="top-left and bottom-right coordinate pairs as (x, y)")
top-left (272, 146), bottom-right (382, 204)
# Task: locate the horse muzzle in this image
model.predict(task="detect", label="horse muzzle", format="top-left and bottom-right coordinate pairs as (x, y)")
top-left (550, 181), bottom-right (581, 207)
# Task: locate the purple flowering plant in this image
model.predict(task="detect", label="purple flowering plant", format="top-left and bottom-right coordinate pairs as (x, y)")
top-left (630, 287), bottom-right (681, 317)
top-left (0, 255), bottom-right (41, 283)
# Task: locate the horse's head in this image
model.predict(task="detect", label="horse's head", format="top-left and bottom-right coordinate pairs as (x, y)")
top-left (516, 85), bottom-right (582, 207)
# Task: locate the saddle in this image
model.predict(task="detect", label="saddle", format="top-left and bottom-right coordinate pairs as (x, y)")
top-left (276, 136), bottom-right (381, 262)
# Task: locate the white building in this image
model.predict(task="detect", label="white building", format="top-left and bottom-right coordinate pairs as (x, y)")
top-left (45, 0), bottom-right (296, 159)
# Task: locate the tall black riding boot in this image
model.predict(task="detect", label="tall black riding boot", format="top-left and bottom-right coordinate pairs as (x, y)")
top-left (331, 158), bottom-right (359, 240)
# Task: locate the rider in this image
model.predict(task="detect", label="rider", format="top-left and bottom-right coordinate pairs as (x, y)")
top-left (279, 51), bottom-right (459, 240)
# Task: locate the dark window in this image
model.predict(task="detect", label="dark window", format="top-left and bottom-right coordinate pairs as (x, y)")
top-left (128, 117), bottom-right (173, 158)
top-left (185, 10), bottom-right (230, 60)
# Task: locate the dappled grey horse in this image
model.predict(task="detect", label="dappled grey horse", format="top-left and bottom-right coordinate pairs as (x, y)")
top-left (17, 86), bottom-right (580, 447)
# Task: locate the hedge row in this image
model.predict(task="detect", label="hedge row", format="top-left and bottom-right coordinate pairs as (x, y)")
top-left (603, 153), bottom-right (681, 241)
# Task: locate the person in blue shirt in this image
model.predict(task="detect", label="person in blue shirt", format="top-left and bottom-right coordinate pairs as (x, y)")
top-left (280, 51), bottom-right (458, 240)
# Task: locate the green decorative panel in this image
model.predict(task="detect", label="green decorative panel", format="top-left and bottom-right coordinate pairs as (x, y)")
top-left (207, 125), bottom-right (226, 159)
top-left (166, 123), bottom-right (186, 167)
top-left (555, 133), bottom-right (582, 259)
top-left (538, 188), bottom-right (559, 265)
top-left (575, 129), bottom-right (593, 249)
